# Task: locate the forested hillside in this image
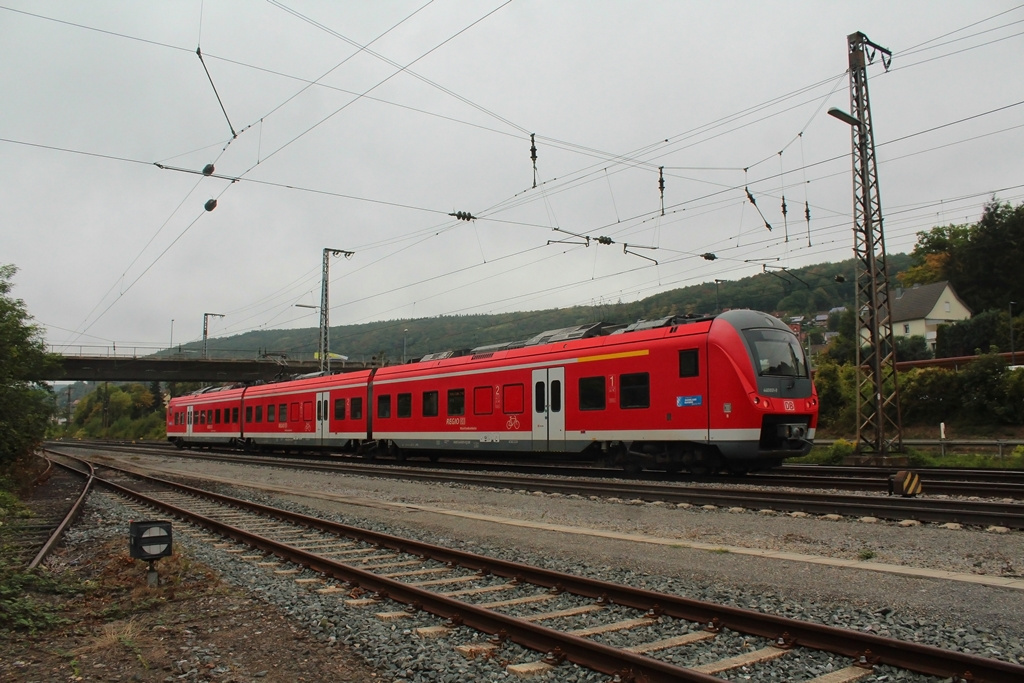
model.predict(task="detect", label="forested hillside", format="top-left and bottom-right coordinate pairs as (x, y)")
top-left (190, 254), bottom-right (911, 364)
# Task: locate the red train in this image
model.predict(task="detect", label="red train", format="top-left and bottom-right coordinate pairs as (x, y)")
top-left (166, 310), bottom-right (818, 473)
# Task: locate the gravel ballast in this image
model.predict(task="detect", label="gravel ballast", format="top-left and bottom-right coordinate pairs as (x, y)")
top-left (58, 454), bottom-right (1024, 681)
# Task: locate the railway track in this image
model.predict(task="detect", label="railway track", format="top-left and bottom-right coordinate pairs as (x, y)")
top-left (74, 452), bottom-right (1024, 682)
top-left (53, 439), bottom-right (1024, 498)
top-left (1, 454), bottom-right (94, 569)
top-left (65, 443), bottom-right (1024, 529)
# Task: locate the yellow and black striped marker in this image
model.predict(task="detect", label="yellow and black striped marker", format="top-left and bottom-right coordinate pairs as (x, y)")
top-left (889, 470), bottom-right (922, 497)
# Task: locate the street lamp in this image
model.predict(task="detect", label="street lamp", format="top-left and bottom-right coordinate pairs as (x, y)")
top-left (403, 329), bottom-right (408, 363)
top-left (169, 319), bottom-right (174, 351)
top-left (827, 106), bottom-right (860, 128)
top-left (202, 313), bottom-right (224, 360)
top-left (714, 279), bottom-right (729, 314)
top-left (1011, 301), bottom-right (1018, 366)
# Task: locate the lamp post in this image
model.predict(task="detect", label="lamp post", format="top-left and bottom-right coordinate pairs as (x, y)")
top-left (403, 329), bottom-right (408, 363)
top-left (169, 319), bottom-right (174, 351)
top-left (1011, 301), bottom-right (1018, 367)
top-left (714, 279), bottom-right (728, 314)
top-left (202, 313), bottom-right (224, 360)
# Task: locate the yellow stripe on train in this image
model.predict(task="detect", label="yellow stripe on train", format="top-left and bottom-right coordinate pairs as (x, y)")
top-left (576, 349), bottom-right (650, 363)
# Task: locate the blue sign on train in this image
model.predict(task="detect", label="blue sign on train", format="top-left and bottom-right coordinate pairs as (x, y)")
top-left (676, 395), bottom-right (703, 407)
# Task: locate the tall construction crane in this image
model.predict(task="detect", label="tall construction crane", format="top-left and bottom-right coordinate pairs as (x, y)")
top-left (829, 32), bottom-right (903, 455)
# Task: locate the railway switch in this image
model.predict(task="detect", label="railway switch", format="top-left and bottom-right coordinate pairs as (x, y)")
top-left (889, 470), bottom-right (922, 498)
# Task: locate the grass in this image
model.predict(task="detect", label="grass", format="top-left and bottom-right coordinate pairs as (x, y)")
top-left (791, 443), bottom-right (1024, 469)
top-left (858, 549), bottom-right (876, 561)
top-left (0, 547), bottom-right (76, 633)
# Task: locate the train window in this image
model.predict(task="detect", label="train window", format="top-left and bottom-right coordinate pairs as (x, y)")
top-left (316, 400), bottom-right (322, 422)
top-left (397, 393), bottom-right (412, 418)
top-left (620, 373), bottom-right (650, 409)
top-left (743, 328), bottom-right (807, 377)
top-left (245, 406), bottom-right (253, 423)
top-left (679, 349), bottom-right (699, 378)
top-left (278, 404), bottom-right (286, 422)
top-left (289, 402), bottom-right (298, 421)
top-left (534, 382), bottom-right (544, 413)
top-left (423, 391), bottom-right (439, 417)
top-left (334, 398), bottom-right (346, 420)
top-left (303, 401), bottom-right (313, 421)
top-left (503, 384), bottom-right (524, 414)
top-left (473, 386), bottom-right (493, 415)
top-left (215, 409), bottom-right (221, 424)
top-left (579, 376), bottom-right (606, 411)
top-left (351, 397), bottom-right (363, 420)
top-left (198, 411), bottom-right (205, 425)
top-left (232, 407), bottom-right (239, 424)
top-left (447, 388), bottom-right (465, 416)
top-left (377, 394), bottom-right (392, 418)
top-left (255, 405), bottom-right (263, 423)
top-left (551, 380), bottom-right (562, 413)
top-left (267, 404), bottom-right (276, 423)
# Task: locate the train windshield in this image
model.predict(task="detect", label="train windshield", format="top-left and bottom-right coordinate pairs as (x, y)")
top-left (743, 328), bottom-right (807, 378)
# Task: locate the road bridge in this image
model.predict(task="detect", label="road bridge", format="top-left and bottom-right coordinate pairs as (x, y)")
top-left (47, 354), bottom-right (376, 383)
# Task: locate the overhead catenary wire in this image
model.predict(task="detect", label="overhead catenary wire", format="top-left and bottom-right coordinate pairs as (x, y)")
top-left (7, 3), bottom-right (1024, 348)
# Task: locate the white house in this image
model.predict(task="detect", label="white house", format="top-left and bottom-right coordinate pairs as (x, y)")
top-left (890, 281), bottom-right (972, 350)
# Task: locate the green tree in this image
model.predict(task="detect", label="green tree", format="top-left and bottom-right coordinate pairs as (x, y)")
top-left (894, 335), bottom-right (932, 362)
top-left (935, 310), bottom-right (1003, 358)
top-left (903, 200), bottom-right (1024, 312)
top-left (0, 265), bottom-right (58, 472)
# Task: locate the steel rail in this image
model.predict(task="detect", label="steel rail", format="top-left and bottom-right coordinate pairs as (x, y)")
top-left (28, 456), bottom-right (95, 569)
top-left (93, 469), bottom-right (721, 682)
top-left (90, 459), bottom-right (1024, 682)
top-left (62, 442), bottom-right (1024, 528)
top-left (55, 439), bottom-right (1024, 487)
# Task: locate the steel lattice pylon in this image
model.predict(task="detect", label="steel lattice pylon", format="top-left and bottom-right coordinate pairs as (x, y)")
top-left (843, 32), bottom-right (903, 454)
top-left (318, 247), bottom-right (354, 374)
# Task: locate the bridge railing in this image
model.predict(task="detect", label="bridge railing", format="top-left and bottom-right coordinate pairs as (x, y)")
top-left (51, 344), bottom-right (168, 359)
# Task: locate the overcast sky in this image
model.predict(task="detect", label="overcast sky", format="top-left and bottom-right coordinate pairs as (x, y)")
top-left (2, 1), bottom-right (1022, 356)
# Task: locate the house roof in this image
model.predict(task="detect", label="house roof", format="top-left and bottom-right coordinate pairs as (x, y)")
top-left (890, 281), bottom-right (972, 322)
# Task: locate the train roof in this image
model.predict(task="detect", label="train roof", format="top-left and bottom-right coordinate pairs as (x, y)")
top-left (171, 312), bottom-right (789, 399)
top-left (418, 314), bottom-right (713, 363)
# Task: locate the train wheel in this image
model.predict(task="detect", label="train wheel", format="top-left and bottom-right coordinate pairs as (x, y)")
top-left (428, 453), bottom-right (440, 463)
top-left (622, 460), bottom-right (643, 475)
top-left (173, 440), bottom-right (184, 450)
top-left (389, 443), bottom-right (406, 462)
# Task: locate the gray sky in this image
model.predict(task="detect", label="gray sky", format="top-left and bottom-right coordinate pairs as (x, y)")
top-left (3, 1), bottom-right (1022, 355)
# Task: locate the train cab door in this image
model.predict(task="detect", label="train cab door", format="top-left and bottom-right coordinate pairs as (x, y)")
top-left (532, 367), bottom-right (566, 452)
top-left (186, 406), bottom-right (194, 437)
top-left (315, 391), bottom-right (331, 445)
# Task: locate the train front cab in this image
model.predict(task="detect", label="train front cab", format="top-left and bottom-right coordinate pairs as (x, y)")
top-left (708, 310), bottom-right (817, 471)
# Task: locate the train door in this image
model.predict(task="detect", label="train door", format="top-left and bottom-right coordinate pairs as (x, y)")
top-left (186, 405), bottom-right (194, 438)
top-left (315, 391), bottom-right (330, 445)
top-left (531, 367), bottom-right (566, 452)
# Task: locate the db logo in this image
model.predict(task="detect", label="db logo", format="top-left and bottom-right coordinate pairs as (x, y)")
top-left (783, 400), bottom-right (795, 412)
